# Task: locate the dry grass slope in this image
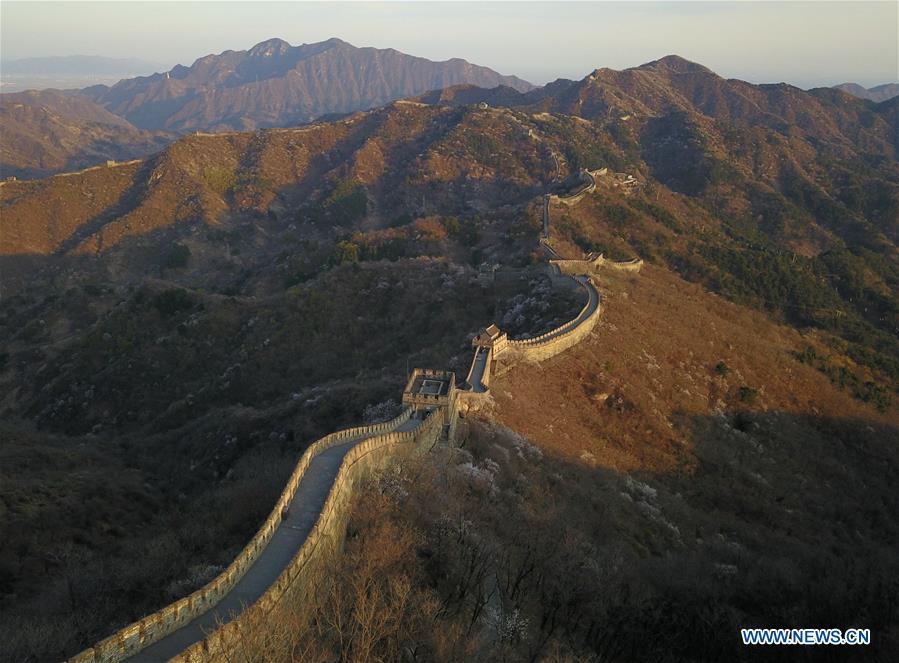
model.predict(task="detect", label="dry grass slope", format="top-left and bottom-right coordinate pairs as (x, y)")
top-left (492, 264), bottom-right (897, 473)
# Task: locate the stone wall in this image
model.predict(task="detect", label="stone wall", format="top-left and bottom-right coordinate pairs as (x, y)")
top-left (603, 257), bottom-right (644, 272)
top-left (498, 277), bottom-right (601, 368)
top-left (172, 411), bottom-right (444, 662)
top-left (69, 276), bottom-right (603, 661)
top-left (0, 159), bottom-right (145, 186)
top-left (547, 169), bottom-right (598, 207)
top-left (67, 410), bottom-right (414, 663)
top-left (549, 257), bottom-right (604, 275)
top-left (550, 256), bottom-right (644, 275)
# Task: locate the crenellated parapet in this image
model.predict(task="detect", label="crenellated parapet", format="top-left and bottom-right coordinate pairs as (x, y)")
top-left (503, 276), bottom-right (601, 364)
top-left (547, 168), bottom-right (598, 207)
top-left (67, 410), bottom-right (418, 663)
top-left (171, 412), bottom-right (444, 663)
top-left (550, 254), bottom-right (643, 276)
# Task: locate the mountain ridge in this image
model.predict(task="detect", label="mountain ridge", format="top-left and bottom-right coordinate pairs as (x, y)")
top-left (0, 89), bottom-right (172, 179)
top-left (834, 81), bottom-right (899, 103)
top-left (80, 37), bottom-right (534, 132)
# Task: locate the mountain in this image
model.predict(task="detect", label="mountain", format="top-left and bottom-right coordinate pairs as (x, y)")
top-left (3, 57), bottom-right (895, 389)
top-left (414, 78), bottom-right (573, 107)
top-left (2, 54), bottom-right (898, 661)
top-left (6, 52), bottom-right (896, 404)
top-left (5, 55), bottom-right (896, 258)
top-left (1, 102), bottom-right (546, 255)
top-left (0, 90), bottom-right (173, 178)
top-left (0, 39), bottom-right (533, 176)
top-left (522, 55), bottom-right (894, 138)
top-left (81, 37), bottom-right (534, 132)
top-left (834, 82), bottom-right (899, 103)
top-left (1, 55), bottom-right (162, 76)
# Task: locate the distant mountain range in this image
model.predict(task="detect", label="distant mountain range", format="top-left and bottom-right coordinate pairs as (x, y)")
top-left (3, 39), bottom-right (896, 180)
top-left (419, 55), bottom-right (897, 156)
top-left (81, 37), bottom-right (534, 132)
top-left (0, 37), bottom-right (532, 176)
top-left (1, 55), bottom-right (163, 76)
top-left (833, 82), bottom-right (899, 103)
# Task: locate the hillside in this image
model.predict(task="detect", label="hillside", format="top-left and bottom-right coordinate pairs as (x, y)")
top-left (494, 264), bottom-right (898, 468)
top-left (0, 90), bottom-right (172, 178)
top-left (3, 58), bottom-right (896, 400)
top-left (421, 56), bottom-right (898, 245)
top-left (223, 264), bottom-right (899, 661)
top-left (0, 253), bottom-right (585, 661)
top-left (0, 101), bottom-right (554, 257)
top-left (1, 53), bottom-right (897, 661)
top-left (81, 38), bottom-right (534, 132)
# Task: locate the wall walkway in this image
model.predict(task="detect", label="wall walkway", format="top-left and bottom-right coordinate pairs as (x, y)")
top-left (173, 413), bottom-right (442, 662)
top-left (465, 346), bottom-right (492, 392)
top-left (68, 410), bottom-right (422, 663)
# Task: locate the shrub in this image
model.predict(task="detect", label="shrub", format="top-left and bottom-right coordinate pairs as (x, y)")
top-left (465, 132), bottom-right (503, 167)
top-left (202, 167), bottom-right (237, 194)
top-left (441, 216), bottom-right (461, 236)
top-left (151, 289), bottom-right (194, 317)
top-left (632, 199), bottom-right (682, 233)
top-left (82, 284), bottom-right (108, 297)
top-left (332, 241), bottom-right (360, 265)
top-left (737, 385), bottom-right (759, 404)
top-left (458, 217), bottom-right (481, 247)
top-left (162, 243), bottom-right (191, 269)
top-left (601, 203), bottom-right (638, 228)
top-left (324, 179), bottom-right (367, 227)
top-left (795, 345), bottom-right (818, 364)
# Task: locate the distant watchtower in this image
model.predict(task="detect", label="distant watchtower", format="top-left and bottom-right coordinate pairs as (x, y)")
top-left (472, 323), bottom-right (508, 357)
top-left (402, 368), bottom-right (458, 440)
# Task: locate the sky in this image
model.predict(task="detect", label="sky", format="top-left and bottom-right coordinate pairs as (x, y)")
top-left (2, 1), bottom-right (897, 88)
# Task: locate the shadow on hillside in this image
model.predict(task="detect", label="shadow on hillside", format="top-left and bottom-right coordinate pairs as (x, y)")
top-left (451, 410), bottom-right (899, 662)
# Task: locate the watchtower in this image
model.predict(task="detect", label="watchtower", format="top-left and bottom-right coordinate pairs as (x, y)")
top-left (402, 368), bottom-right (458, 440)
top-left (472, 323), bottom-right (508, 357)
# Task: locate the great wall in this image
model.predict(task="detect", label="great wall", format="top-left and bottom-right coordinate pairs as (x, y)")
top-left (68, 160), bottom-right (641, 663)
top-left (0, 159), bottom-right (144, 186)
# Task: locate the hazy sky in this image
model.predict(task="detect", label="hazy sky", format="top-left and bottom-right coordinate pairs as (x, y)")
top-left (2, 1), bottom-right (897, 88)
